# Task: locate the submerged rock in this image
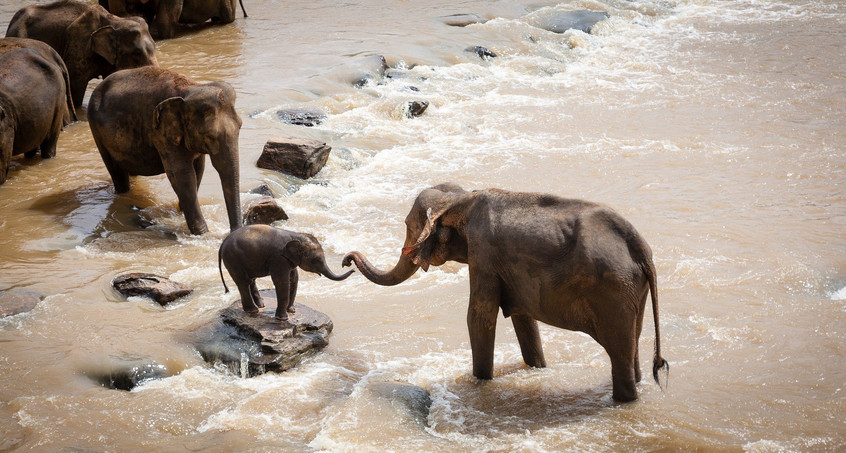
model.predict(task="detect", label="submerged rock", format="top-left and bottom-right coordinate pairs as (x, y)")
top-left (198, 289), bottom-right (333, 377)
top-left (112, 273), bottom-right (192, 305)
top-left (257, 137), bottom-right (332, 180)
top-left (405, 100), bottom-right (429, 118)
top-left (242, 196), bottom-right (289, 225)
top-left (275, 108), bottom-right (327, 127)
top-left (531, 10), bottom-right (609, 34)
top-left (352, 55), bottom-right (390, 88)
top-left (467, 45), bottom-right (497, 59)
top-left (0, 288), bottom-right (43, 318)
top-left (367, 381), bottom-right (432, 426)
top-left (88, 362), bottom-right (170, 391)
top-left (439, 13), bottom-right (487, 27)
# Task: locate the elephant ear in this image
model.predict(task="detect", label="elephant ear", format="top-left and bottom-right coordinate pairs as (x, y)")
top-left (402, 208), bottom-right (441, 272)
top-left (154, 97), bottom-right (185, 146)
top-left (282, 240), bottom-right (304, 266)
top-left (91, 26), bottom-right (117, 65)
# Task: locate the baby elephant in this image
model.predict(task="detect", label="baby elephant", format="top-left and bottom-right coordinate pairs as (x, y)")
top-left (218, 224), bottom-right (354, 320)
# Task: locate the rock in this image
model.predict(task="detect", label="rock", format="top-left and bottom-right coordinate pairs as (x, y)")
top-left (242, 196), bottom-right (289, 225)
top-left (88, 362), bottom-right (170, 391)
top-left (467, 45), bottom-right (497, 59)
top-left (198, 289), bottom-right (333, 377)
top-left (352, 55), bottom-right (390, 88)
top-left (405, 100), bottom-right (429, 118)
top-left (531, 10), bottom-right (609, 34)
top-left (247, 183), bottom-right (274, 197)
top-left (112, 273), bottom-right (192, 305)
top-left (256, 137), bottom-right (331, 180)
top-left (275, 108), bottom-right (327, 127)
top-left (367, 381), bottom-right (432, 426)
top-left (0, 288), bottom-right (43, 318)
top-left (439, 13), bottom-right (487, 27)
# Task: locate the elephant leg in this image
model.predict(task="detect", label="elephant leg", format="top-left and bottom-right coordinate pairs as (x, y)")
top-left (39, 118), bottom-right (63, 159)
top-left (163, 157), bottom-right (207, 235)
top-left (250, 280), bottom-right (263, 308)
top-left (214, 0), bottom-right (237, 23)
top-left (155, 0), bottom-right (183, 39)
top-left (231, 272), bottom-right (259, 313)
top-left (467, 269), bottom-right (501, 380)
top-left (511, 315), bottom-right (547, 369)
top-left (24, 149), bottom-right (38, 158)
top-left (287, 268), bottom-right (298, 314)
top-left (270, 262), bottom-right (292, 320)
top-left (600, 326), bottom-right (638, 402)
top-left (95, 143), bottom-right (130, 193)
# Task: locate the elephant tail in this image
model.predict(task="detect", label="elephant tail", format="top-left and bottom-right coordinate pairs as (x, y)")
top-left (219, 247), bottom-right (229, 293)
top-left (646, 257), bottom-right (669, 390)
top-left (239, 0), bottom-right (248, 18)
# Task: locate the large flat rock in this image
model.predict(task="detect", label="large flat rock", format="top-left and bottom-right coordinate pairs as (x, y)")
top-left (206, 289), bottom-right (333, 376)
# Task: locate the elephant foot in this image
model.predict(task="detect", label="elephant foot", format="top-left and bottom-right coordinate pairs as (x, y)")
top-left (274, 313), bottom-right (289, 321)
top-left (255, 298), bottom-right (265, 308)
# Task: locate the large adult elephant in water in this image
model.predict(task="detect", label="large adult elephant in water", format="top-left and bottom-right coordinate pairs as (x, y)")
top-left (343, 183), bottom-right (669, 402)
top-left (5, 0), bottom-right (158, 107)
top-left (99, 0), bottom-right (248, 39)
top-left (88, 66), bottom-right (242, 235)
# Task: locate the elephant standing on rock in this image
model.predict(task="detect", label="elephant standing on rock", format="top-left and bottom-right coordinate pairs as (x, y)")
top-left (343, 183), bottom-right (669, 402)
top-left (0, 47), bottom-right (71, 185)
top-left (88, 66), bottom-right (242, 235)
top-left (99, 0), bottom-right (248, 39)
top-left (218, 225), bottom-right (354, 320)
top-left (5, 0), bottom-right (158, 107)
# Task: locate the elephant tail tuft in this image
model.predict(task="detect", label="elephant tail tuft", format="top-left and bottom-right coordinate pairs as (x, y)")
top-left (219, 247), bottom-right (229, 293)
top-left (645, 256), bottom-right (669, 390)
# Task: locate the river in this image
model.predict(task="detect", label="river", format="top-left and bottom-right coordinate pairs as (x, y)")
top-left (1, 0), bottom-right (844, 451)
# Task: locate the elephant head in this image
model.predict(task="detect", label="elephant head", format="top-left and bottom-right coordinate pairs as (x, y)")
top-left (285, 233), bottom-right (355, 281)
top-left (153, 82), bottom-right (242, 233)
top-left (89, 15), bottom-right (158, 70)
top-left (343, 183), bottom-right (473, 285)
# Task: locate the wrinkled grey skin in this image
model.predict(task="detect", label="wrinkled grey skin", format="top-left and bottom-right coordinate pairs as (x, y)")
top-left (0, 38), bottom-right (76, 125)
top-left (88, 66), bottom-right (242, 235)
top-left (0, 47), bottom-right (70, 185)
top-left (99, 0), bottom-right (247, 39)
top-left (219, 225), bottom-right (354, 320)
top-left (343, 183), bottom-right (668, 402)
top-left (5, 0), bottom-right (158, 107)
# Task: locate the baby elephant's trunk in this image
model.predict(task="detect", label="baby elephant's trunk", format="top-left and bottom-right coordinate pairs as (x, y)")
top-left (321, 263), bottom-right (354, 281)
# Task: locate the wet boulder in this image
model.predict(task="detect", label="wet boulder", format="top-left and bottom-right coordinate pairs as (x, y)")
top-left (198, 289), bottom-right (333, 377)
top-left (88, 362), bottom-right (170, 391)
top-left (247, 183), bottom-right (274, 197)
top-left (112, 273), bottom-right (192, 306)
top-left (0, 288), bottom-right (44, 318)
top-left (352, 55), bottom-right (390, 88)
top-left (405, 100), bottom-right (429, 118)
top-left (257, 137), bottom-right (332, 180)
top-left (276, 108), bottom-right (327, 127)
top-left (242, 196), bottom-right (289, 225)
top-left (531, 10), bottom-right (609, 34)
top-left (466, 45), bottom-right (497, 60)
top-left (367, 381), bottom-right (432, 426)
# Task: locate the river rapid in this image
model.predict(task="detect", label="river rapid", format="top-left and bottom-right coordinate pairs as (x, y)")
top-left (1, 0), bottom-right (844, 451)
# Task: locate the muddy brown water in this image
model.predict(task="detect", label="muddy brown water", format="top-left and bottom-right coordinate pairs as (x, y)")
top-left (1, 0), bottom-right (844, 451)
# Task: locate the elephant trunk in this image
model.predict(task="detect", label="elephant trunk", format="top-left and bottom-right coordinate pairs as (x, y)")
top-left (343, 251), bottom-right (419, 286)
top-left (320, 262), bottom-right (354, 281)
top-left (210, 148), bottom-right (242, 232)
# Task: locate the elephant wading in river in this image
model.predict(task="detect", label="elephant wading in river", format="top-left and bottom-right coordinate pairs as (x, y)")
top-left (219, 225), bottom-right (354, 320)
top-left (99, 0), bottom-right (248, 40)
top-left (343, 183), bottom-right (669, 402)
top-left (88, 66), bottom-right (242, 235)
top-left (0, 46), bottom-right (71, 185)
top-left (5, 0), bottom-right (158, 107)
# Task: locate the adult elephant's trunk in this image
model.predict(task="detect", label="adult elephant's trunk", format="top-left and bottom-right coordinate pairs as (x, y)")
top-left (321, 262), bottom-right (354, 281)
top-left (343, 251), bottom-right (419, 286)
top-left (210, 147), bottom-right (241, 232)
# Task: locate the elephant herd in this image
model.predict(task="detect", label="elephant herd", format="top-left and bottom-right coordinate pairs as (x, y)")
top-left (1, 0), bottom-right (668, 403)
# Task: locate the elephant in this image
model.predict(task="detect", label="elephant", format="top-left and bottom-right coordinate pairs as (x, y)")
top-left (99, 0), bottom-right (248, 40)
top-left (88, 66), bottom-right (242, 235)
top-left (5, 0), bottom-right (158, 107)
top-left (343, 183), bottom-right (669, 402)
top-left (218, 224), bottom-right (354, 320)
top-left (0, 38), bottom-right (76, 125)
top-left (0, 47), bottom-right (71, 185)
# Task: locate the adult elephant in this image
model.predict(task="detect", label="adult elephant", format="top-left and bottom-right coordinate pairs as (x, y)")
top-left (99, 0), bottom-right (248, 39)
top-left (343, 183), bottom-right (669, 402)
top-left (5, 0), bottom-right (158, 107)
top-left (0, 37), bottom-right (76, 125)
top-left (88, 66), bottom-right (242, 235)
top-left (0, 47), bottom-right (70, 185)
